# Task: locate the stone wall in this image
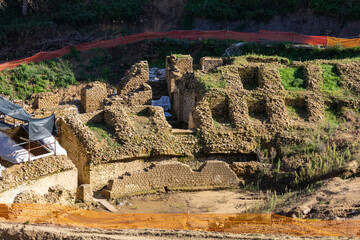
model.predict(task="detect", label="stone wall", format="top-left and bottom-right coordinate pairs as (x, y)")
top-left (0, 155), bottom-right (77, 203)
top-left (304, 64), bottom-right (323, 91)
top-left (117, 61), bottom-right (149, 95)
top-left (33, 105), bottom-right (78, 118)
top-left (337, 63), bottom-right (360, 94)
top-left (89, 160), bottom-right (151, 191)
top-left (306, 93), bottom-right (325, 122)
top-left (165, 55), bottom-right (193, 102)
top-left (103, 160), bottom-right (239, 199)
top-left (58, 118), bottom-right (91, 184)
top-left (200, 57), bottom-right (223, 72)
top-left (113, 61), bottom-right (152, 107)
top-left (81, 82), bottom-right (107, 113)
top-left (258, 66), bottom-right (288, 126)
top-left (173, 73), bottom-right (198, 123)
top-left (33, 92), bottom-right (60, 110)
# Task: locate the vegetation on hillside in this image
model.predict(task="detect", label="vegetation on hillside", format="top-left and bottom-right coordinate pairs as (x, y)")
top-left (184, 0), bottom-right (360, 27)
top-left (0, 38), bottom-right (236, 99)
top-left (0, 60), bottom-right (75, 99)
top-left (239, 42), bottom-right (360, 61)
top-left (0, 0), bottom-right (147, 44)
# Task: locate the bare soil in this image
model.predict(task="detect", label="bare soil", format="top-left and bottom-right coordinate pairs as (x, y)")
top-left (114, 190), bottom-right (263, 214)
top-left (277, 177), bottom-right (360, 220)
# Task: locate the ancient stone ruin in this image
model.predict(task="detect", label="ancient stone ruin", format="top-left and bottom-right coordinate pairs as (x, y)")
top-left (2, 54), bottom-right (360, 205)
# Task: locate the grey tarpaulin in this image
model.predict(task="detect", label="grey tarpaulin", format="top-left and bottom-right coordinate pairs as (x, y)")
top-left (0, 96), bottom-right (57, 141)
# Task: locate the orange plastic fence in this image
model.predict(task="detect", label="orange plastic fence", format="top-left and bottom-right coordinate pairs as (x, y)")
top-left (1, 203), bottom-right (360, 237)
top-left (0, 30), bottom-right (359, 72)
top-left (327, 36), bottom-right (360, 47)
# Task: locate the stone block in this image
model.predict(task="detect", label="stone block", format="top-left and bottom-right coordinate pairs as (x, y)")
top-left (33, 92), bottom-right (60, 110)
top-left (117, 61), bottom-right (149, 95)
top-left (81, 81), bottom-right (107, 113)
top-left (200, 57), bottom-right (223, 72)
top-left (76, 184), bottom-right (93, 202)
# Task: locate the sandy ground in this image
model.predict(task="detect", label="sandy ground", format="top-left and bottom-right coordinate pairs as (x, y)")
top-left (114, 190), bottom-right (265, 214)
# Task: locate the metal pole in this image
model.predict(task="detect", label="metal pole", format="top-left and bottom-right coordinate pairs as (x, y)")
top-left (13, 86), bottom-right (15, 127)
top-left (28, 140), bottom-right (30, 162)
top-left (54, 139), bottom-right (57, 156)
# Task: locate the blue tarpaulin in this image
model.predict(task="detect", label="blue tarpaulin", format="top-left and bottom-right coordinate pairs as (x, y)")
top-left (0, 96), bottom-right (57, 141)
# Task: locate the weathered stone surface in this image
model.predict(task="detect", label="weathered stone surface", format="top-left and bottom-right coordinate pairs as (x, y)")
top-left (103, 160), bottom-right (239, 199)
top-left (33, 92), bottom-right (60, 110)
top-left (117, 61), bottom-right (149, 95)
top-left (81, 81), bottom-right (107, 113)
top-left (13, 185), bottom-right (75, 205)
top-left (166, 55), bottom-right (193, 102)
top-left (337, 63), bottom-right (360, 93)
top-left (200, 57), bottom-right (223, 72)
top-left (230, 161), bottom-right (260, 177)
top-left (306, 93), bottom-right (324, 122)
top-left (304, 64), bottom-right (323, 91)
top-left (76, 184), bottom-right (93, 202)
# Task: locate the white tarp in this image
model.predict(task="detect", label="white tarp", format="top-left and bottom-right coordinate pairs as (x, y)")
top-left (152, 96), bottom-right (171, 111)
top-left (0, 132), bottom-right (67, 164)
top-left (152, 96), bottom-right (172, 117)
top-left (0, 131), bottom-right (32, 164)
top-left (149, 68), bottom-right (166, 82)
top-left (39, 136), bottom-right (67, 156)
top-left (0, 164), bottom-right (5, 177)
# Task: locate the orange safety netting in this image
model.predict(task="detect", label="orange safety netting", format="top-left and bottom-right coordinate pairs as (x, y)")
top-left (0, 30), bottom-right (359, 72)
top-left (327, 36), bottom-right (360, 47)
top-left (0, 203), bottom-right (360, 237)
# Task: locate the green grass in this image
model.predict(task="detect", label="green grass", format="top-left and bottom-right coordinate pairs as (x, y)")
top-left (86, 122), bottom-right (121, 149)
top-left (278, 67), bottom-right (305, 90)
top-left (197, 71), bottom-right (226, 91)
top-left (321, 64), bottom-right (341, 91)
top-left (212, 115), bottom-right (232, 129)
top-left (324, 105), bottom-right (342, 126)
top-left (286, 105), bottom-right (307, 119)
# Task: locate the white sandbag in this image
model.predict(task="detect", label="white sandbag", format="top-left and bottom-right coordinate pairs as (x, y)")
top-left (39, 136), bottom-right (67, 156)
